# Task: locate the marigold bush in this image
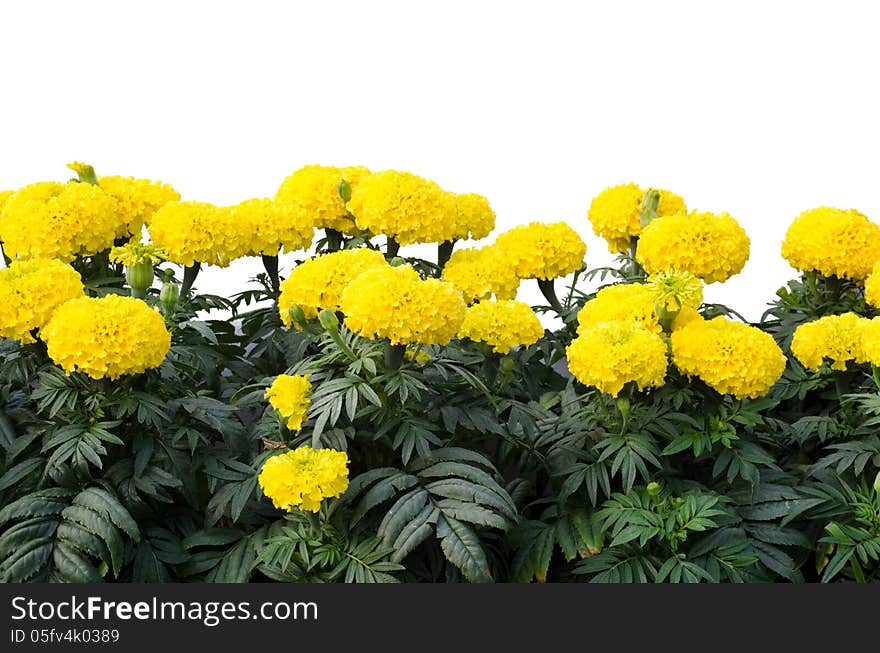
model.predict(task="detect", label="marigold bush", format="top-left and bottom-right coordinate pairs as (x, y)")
top-left (3, 162), bottom-right (880, 586)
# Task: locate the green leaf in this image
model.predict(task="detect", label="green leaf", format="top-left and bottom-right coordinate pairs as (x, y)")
top-left (436, 515), bottom-right (492, 583)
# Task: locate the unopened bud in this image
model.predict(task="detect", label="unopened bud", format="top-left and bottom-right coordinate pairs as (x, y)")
top-left (500, 357), bottom-right (516, 374)
top-left (159, 271), bottom-right (179, 315)
top-left (873, 471), bottom-right (880, 494)
top-left (616, 396), bottom-right (630, 418)
top-left (647, 481), bottom-right (661, 497)
top-left (337, 179), bottom-right (352, 203)
top-left (126, 261), bottom-right (154, 298)
top-left (288, 305), bottom-right (307, 327)
top-left (389, 257), bottom-right (406, 267)
top-left (318, 308), bottom-right (339, 332)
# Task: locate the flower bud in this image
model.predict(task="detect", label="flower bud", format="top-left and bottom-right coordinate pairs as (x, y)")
top-left (646, 481), bottom-right (661, 497)
top-left (389, 257), bottom-right (406, 268)
top-left (318, 308), bottom-right (339, 332)
top-left (874, 471), bottom-right (880, 494)
top-left (337, 179), bottom-right (352, 203)
top-left (159, 271), bottom-right (179, 315)
top-left (499, 357), bottom-right (516, 374)
top-left (616, 396), bottom-right (630, 418)
top-left (126, 261), bottom-right (154, 298)
top-left (288, 305), bottom-right (307, 327)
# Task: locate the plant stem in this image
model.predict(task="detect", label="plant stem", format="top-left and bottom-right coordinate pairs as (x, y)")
top-left (261, 253), bottom-right (280, 296)
top-left (181, 262), bottom-right (201, 295)
top-left (437, 240), bottom-right (455, 271)
top-left (384, 342), bottom-right (406, 370)
top-left (386, 236), bottom-right (400, 259)
top-left (537, 278), bottom-right (564, 315)
top-left (325, 228), bottom-right (343, 252)
top-left (328, 328), bottom-right (358, 362)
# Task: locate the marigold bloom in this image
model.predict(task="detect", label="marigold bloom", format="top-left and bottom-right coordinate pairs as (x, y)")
top-left (347, 170), bottom-right (458, 245)
top-left (647, 270), bottom-right (703, 312)
top-left (340, 264), bottom-right (467, 345)
top-left (265, 374), bottom-right (312, 431)
top-left (0, 259), bottom-right (84, 343)
top-left (147, 201), bottom-right (241, 267)
top-left (577, 283), bottom-right (663, 334)
top-left (451, 193), bottom-right (496, 241)
top-left (275, 164), bottom-right (370, 234)
top-left (0, 190), bottom-right (13, 214)
top-left (636, 211), bottom-right (750, 283)
top-left (109, 242), bottom-right (167, 267)
top-left (790, 312), bottom-right (867, 371)
top-left (0, 181), bottom-right (119, 261)
top-left (42, 295), bottom-right (171, 379)
top-left (671, 318), bottom-right (785, 398)
top-left (98, 175), bottom-right (180, 237)
top-left (441, 246), bottom-right (519, 303)
top-left (566, 321), bottom-right (668, 396)
top-left (782, 207), bottom-right (880, 280)
top-left (859, 317), bottom-right (880, 365)
top-left (865, 260), bottom-right (880, 308)
top-left (228, 198), bottom-right (314, 257)
top-left (258, 446), bottom-right (349, 513)
top-left (277, 248), bottom-right (387, 326)
top-left (493, 222), bottom-right (586, 280)
top-left (587, 183), bottom-right (686, 253)
top-left (458, 300), bottom-right (544, 353)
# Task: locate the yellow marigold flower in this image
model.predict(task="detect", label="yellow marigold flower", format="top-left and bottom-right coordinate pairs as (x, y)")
top-left (0, 259), bottom-right (84, 343)
top-left (347, 170), bottom-right (457, 245)
top-left (566, 321), bottom-right (668, 397)
top-left (0, 190), bottom-right (13, 214)
top-left (647, 270), bottom-right (703, 312)
top-left (98, 175), bottom-right (180, 237)
top-left (577, 283), bottom-right (662, 334)
top-left (636, 211), bottom-right (750, 283)
top-left (441, 246), bottom-right (519, 303)
top-left (451, 193), bottom-right (495, 241)
top-left (0, 181), bottom-right (118, 261)
top-left (42, 295), bottom-right (171, 379)
top-left (493, 222), bottom-right (586, 280)
top-left (865, 260), bottom-right (880, 308)
top-left (671, 318), bottom-right (785, 398)
top-left (275, 164), bottom-right (370, 233)
top-left (782, 207), bottom-right (880, 281)
top-left (458, 300), bottom-right (544, 353)
top-left (148, 201), bottom-right (241, 267)
top-left (277, 248), bottom-right (387, 326)
top-left (340, 264), bottom-right (467, 345)
top-left (265, 374), bottom-right (312, 431)
top-left (109, 241), bottom-right (167, 267)
top-left (587, 183), bottom-right (686, 253)
top-left (859, 317), bottom-right (880, 365)
top-left (258, 446), bottom-right (349, 513)
top-left (671, 306), bottom-right (703, 332)
top-left (790, 312), bottom-right (867, 371)
top-left (228, 198), bottom-right (314, 257)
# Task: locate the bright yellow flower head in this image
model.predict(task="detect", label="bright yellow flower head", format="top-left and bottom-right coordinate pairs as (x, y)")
top-left (147, 201), bottom-right (241, 267)
top-left (42, 295), bottom-right (171, 380)
top-left (109, 241), bottom-right (167, 267)
top-left (0, 181), bottom-right (119, 261)
top-left (277, 248), bottom-right (387, 326)
top-left (441, 246), bottom-right (519, 303)
top-left (647, 270), bottom-right (703, 312)
top-left (258, 446), bottom-right (350, 513)
top-left (566, 321), bottom-right (668, 397)
top-left (865, 260), bottom-right (880, 308)
top-left (0, 259), bottom-right (84, 343)
top-left (859, 317), bottom-right (880, 366)
top-left (458, 300), bottom-right (544, 353)
top-left (0, 190), bottom-right (14, 214)
top-left (340, 264), bottom-right (467, 345)
top-left (264, 374), bottom-right (312, 431)
top-left (782, 207), bottom-right (880, 281)
top-left (493, 222), bottom-right (586, 280)
top-left (577, 283), bottom-right (663, 334)
top-left (671, 318), bottom-right (785, 398)
top-left (451, 193), bottom-right (496, 241)
top-left (227, 198), bottom-right (314, 257)
top-left (587, 183), bottom-right (686, 253)
top-left (347, 170), bottom-right (457, 245)
top-left (98, 175), bottom-right (180, 238)
top-left (275, 164), bottom-right (371, 234)
top-left (790, 312), bottom-right (867, 371)
top-left (636, 211), bottom-right (750, 283)
top-left (670, 306), bottom-right (703, 332)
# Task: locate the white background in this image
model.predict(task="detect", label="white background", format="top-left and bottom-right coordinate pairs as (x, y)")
top-left (2, 0), bottom-right (879, 321)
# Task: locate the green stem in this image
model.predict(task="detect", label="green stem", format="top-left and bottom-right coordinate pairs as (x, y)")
top-left (537, 278), bottom-right (565, 315)
top-left (181, 262), bottom-right (201, 295)
top-left (437, 240), bottom-right (455, 272)
top-left (325, 228), bottom-right (343, 252)
top-left (386, 236), bottom-right (400, 259)
top-left (328, 329), bottom-right (358, 362)
top-left (261, 253), bottom-right (280, 296)
top-left (627, 237), bottom-right (646, 280)
top-left (384, 342), bottom-right (406, 370)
